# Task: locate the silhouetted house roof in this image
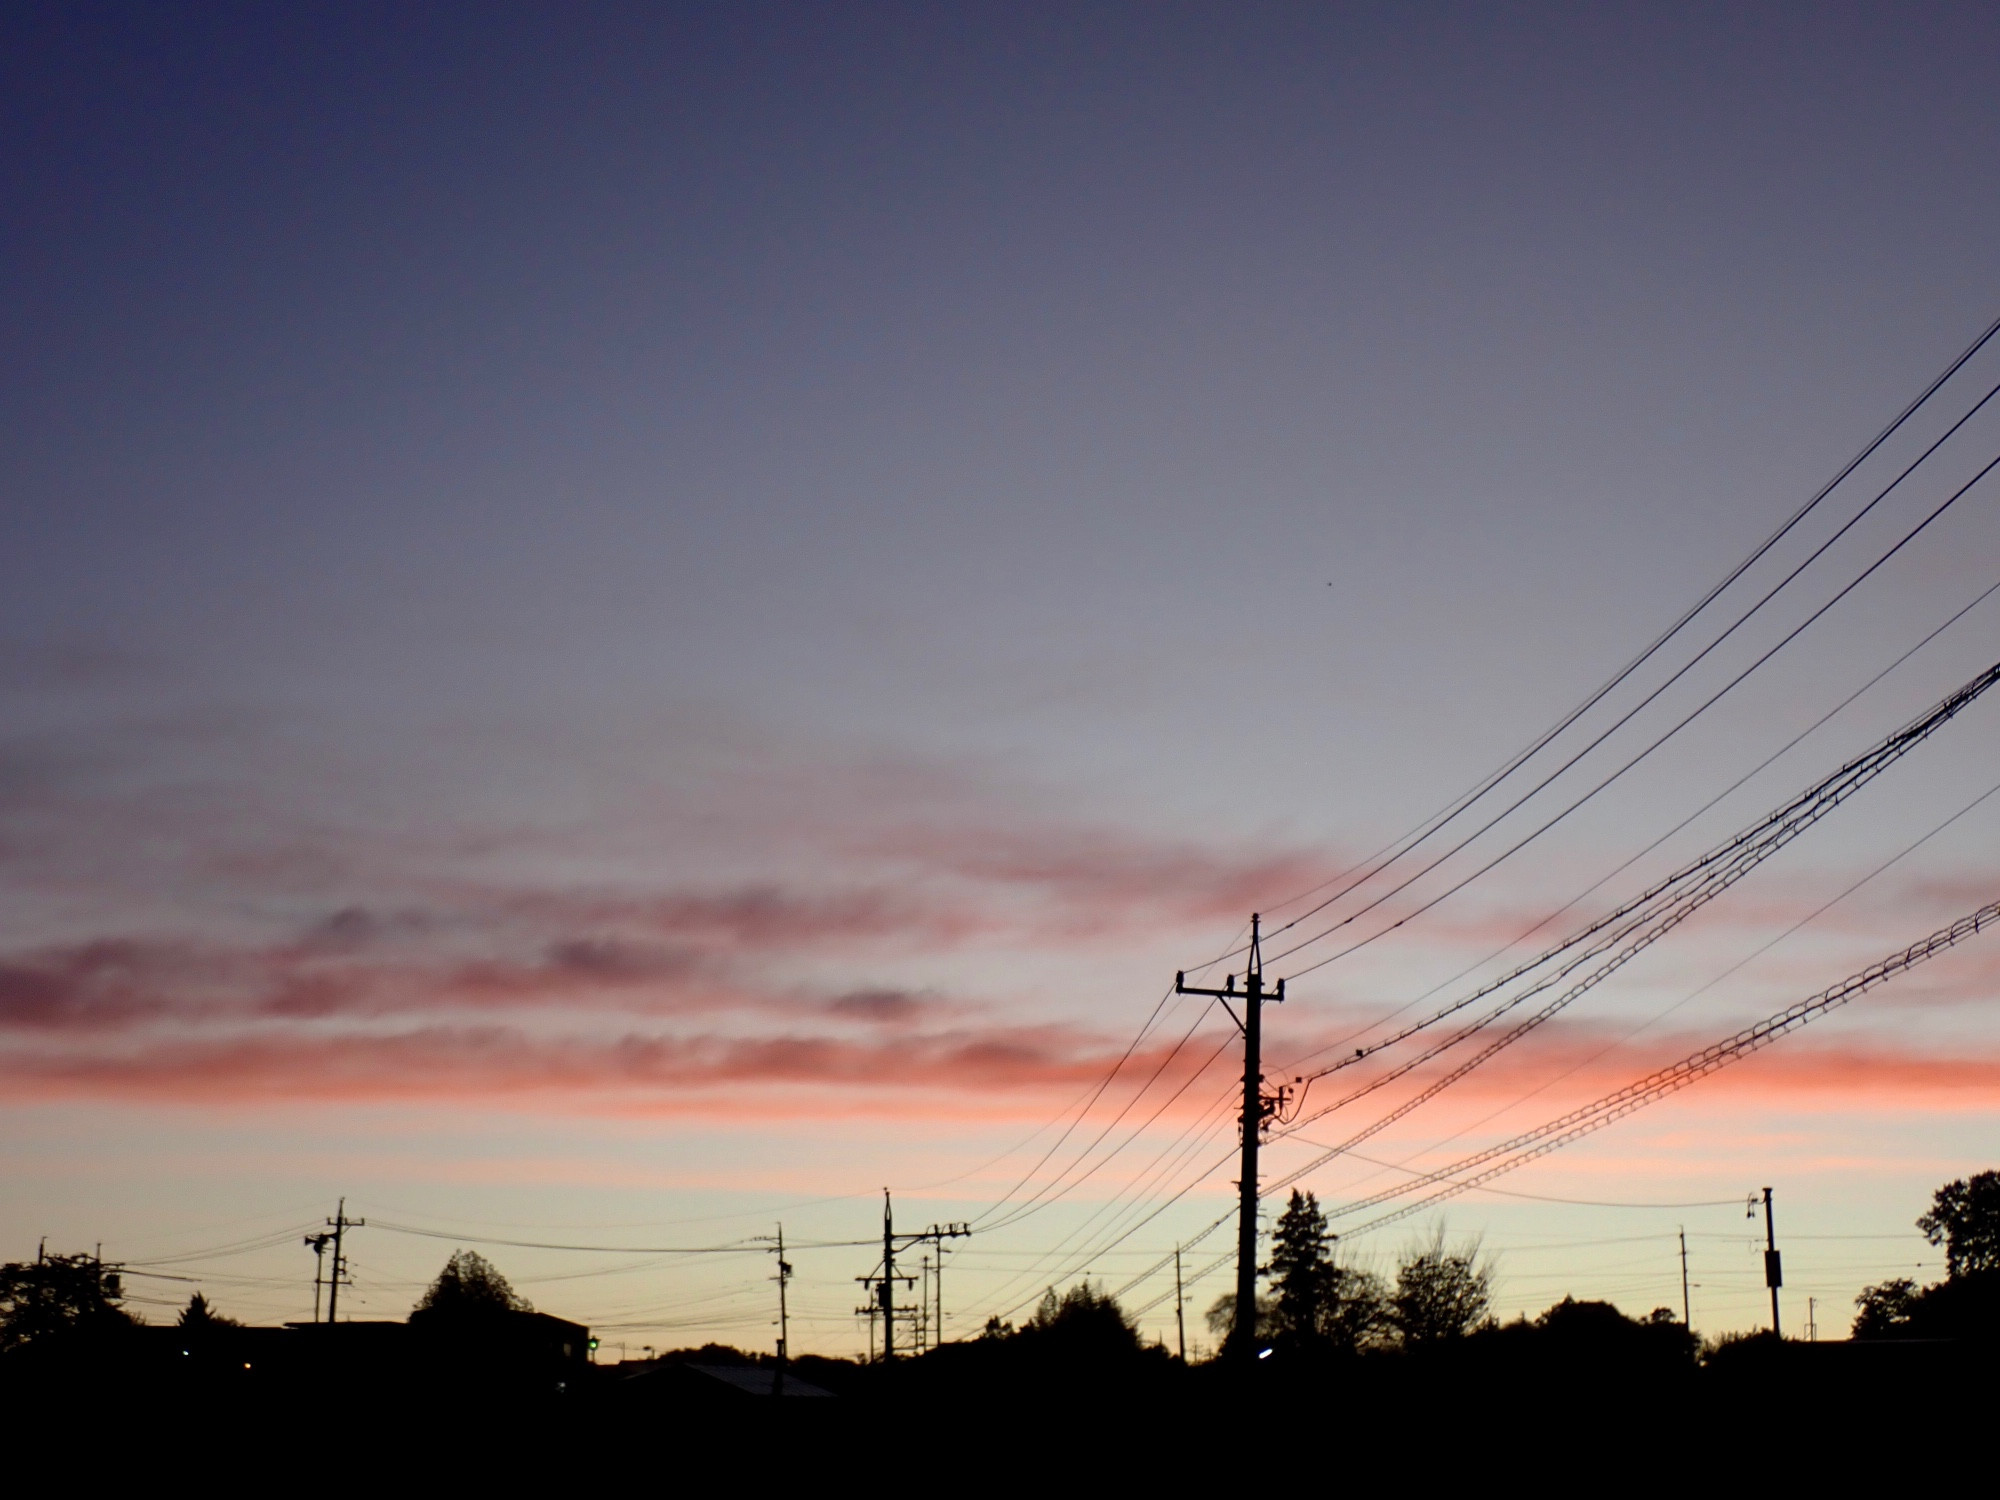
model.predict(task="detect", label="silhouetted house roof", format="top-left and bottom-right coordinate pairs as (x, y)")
top-left (408, 1307), bottom-right (588, 1356)
top-left (407, 1307), bottom-right (592, 1394)
top-left (35, 1308), bottom-right (600, 1405)
top-left (614, 1360), bottom-right (833, 1401)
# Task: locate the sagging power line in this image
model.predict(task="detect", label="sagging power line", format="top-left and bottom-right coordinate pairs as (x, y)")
top-left (1253, 355), bottom-right (2000, 983)
top-left (1317, 896), bottom-right (2000, 1236)
top-left (1259, 653), bottom-right (2000, 1196)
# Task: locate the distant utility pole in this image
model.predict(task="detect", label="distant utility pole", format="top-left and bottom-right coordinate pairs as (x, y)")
top-left (756, 1224), bottom-right (793, 1396)
top-left (854, 1191), bottom-right (969, 1360)
top-left (322, 1198), bottom-right (364, 1323)
top-left (906, 1224), bottom-right (965, 1350)
top-left (1679, 1227), bottom-right (1691, 1331)
top-left (1806, 1296), bottom-right (1818, 1342)
top-left (1176, 912), bottom-right (1286, 1361)
top-left (1174, 1244), bottom-right (1187, 1363)
top-left (1760, 1186), bottom-right (1782, 1337)
top-left (918, 1254), bottom-right (933, 1353)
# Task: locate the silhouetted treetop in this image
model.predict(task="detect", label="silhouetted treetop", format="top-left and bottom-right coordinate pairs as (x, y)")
top-left (1917, 1170), bottom-right (2000, 1278)
top-left (177, 1291), bottom-right (240, 1329)
top-left (1020, 1281), bottom-right (1140, 1359)
top-left (1266, 1190), bottom-right (1336, 1339)
top-left (1850, 1171), bottom-right (2000, 1341)
top-left (1391, 1227), bottom-right (1492, 1345)
top-left (1852, 1277), bottom-right (1919, 1339)
top-left (416, 1250), bottom-right (532, 1317)
top-left (0, 1252), bottom-right (132, 1352)
top-left (1262, 1189), bottom-right (1388, 1356)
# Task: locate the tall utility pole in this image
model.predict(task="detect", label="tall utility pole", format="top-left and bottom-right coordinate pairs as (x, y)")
top-left (1678, 1227), bottom-right (1692, 1331)
top-left (919, 1254), bottom-right (934, 1352)
top-left (1176, 912), bottom-right (1285, 1360)
top-left (854, 1190), bottom-right (913, 1362)
top-left (769, 1225), bottom-right (792, 1396)
top-left (854, 1192), bottom-right (970, 1360)
top-left (880, 1190), bottom-right (898, 1361)
top-left (1174, 1244), bottom-right (1187, 1363)
top-left (757, 1224), bottom-right (794, 1392)
top-left (1761, 1186), bottom-right (1782, 1337)
top-left (322, 1199), bottom-right (364, 1323)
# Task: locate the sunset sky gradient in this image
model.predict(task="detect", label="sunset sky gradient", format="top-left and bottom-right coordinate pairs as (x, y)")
top-left (5, 2), bottom-right (2000, 1351)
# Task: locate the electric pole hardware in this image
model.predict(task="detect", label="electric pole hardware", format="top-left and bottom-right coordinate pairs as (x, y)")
top-left (1176, 912), bottom-right (1285, 1361)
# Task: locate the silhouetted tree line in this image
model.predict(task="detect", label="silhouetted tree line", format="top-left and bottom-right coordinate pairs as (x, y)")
top-left (7, 1171), bottom-right (1999, 1418)
top-left (0, 1251), bottom-right (130, 1353)
top-left (1203, 1191), bottom-right (1497, 1358)
top-left (1851, 1171), bottom-right (2000, 1342)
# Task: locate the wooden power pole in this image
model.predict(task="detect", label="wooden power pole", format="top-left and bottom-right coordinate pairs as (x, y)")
top-left (1176, 913), bottom-right (1284, 1361)
top-left (855, 1191), bottom-right (967, 1360)
top-left (321, 1199), bottom-right (363, 1323)
top-left (1761, 1186), bottom-right (1782, 1337)
top-left (1679, 1227), bottom-right (1692, 1331)
top-left (1174, 1244), bottom-right (1187, 1362)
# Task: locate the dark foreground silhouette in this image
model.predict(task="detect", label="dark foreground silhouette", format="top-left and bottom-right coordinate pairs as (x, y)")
top-left (7, 1176), bottom-right (1998, 1466)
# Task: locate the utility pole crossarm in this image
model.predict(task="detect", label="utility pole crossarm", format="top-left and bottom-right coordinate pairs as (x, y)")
top-left (1174, 972), bottom-right (1285, 1004)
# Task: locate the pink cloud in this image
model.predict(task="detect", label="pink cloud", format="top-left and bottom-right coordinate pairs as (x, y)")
top-left (0, 931), bottom-right (781, 1032)
top-left (0, 1017), bottom-right (1231, 1113)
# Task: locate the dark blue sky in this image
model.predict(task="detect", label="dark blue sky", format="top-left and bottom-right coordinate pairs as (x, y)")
top-left (4, 3), bottom-right (1999, 1346)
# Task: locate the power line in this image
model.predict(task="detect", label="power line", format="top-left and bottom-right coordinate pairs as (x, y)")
top-left (977, 997), bottom-right (1222, 1234)
top-left (123, 1225), bottom-right (324, 1267)
top-left (1262, 652), bottom-right (2000, 1188)
top-left (1376, 766), bottom-right (2000, 1190)
top-left (977, 1115), bottom-right (1246, 1328)
top-left (1241, 314), bottom-right (2000, 968)
top-left (1017, 661), bottom-right (1998, 1321)
top-left (365, 1219), bottom-right (875, 1255)
top-left (1322, 896), bottom-right (2000, 1235)
top-left (969, 1075), bottom-right (1242, 1321)
top-left (966, 336), bottom-right (2000, 1343)
top-left (1277, 444), bottom-right (2000, 982)
top-left (967, 985), bottom-right (1181, 1228)
top-left (1459, 767), bottom-right (2000, 1129)
top-left (1273, 565), bottom-right (2000, 1082)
